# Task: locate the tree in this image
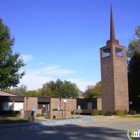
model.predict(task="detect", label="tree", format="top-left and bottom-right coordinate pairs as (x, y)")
top-left (127, 26), bottom-right (140, 58)
top-left (40, 79), bottom-right (79, 98)
top-left (0, 18), bottom-right (25, 90)
top-left (4, 84), bottom-right (27, 96)
top-left (128, 52), bottom-right (140, 106)
top-left (84, 82), bottom-right (101, 98)
top-left (41, 80), bottom-right (56, 97)
top-left (26, 90), bottom-right (38, 97)
top-left (127, 26), bottom-right (140, 108)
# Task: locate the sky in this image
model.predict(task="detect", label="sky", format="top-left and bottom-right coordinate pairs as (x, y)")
top-left (0, 0), bottom-right (139, 92)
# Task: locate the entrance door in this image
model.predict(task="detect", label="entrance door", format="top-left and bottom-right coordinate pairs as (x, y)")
top-left (87, 102), bottom-right (92, 109)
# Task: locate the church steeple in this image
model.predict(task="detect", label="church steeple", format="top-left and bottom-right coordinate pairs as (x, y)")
top-left (106, 4), bottom-right (119, 45)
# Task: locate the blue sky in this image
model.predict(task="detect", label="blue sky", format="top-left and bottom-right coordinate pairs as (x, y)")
top-left (0, 0), bottom-right (139, 91)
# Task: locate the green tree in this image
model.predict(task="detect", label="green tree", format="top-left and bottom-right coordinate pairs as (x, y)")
top-left (84, 82), bottom-right (101, 98)
top-left (41, 80), bottom-right (56, 97)
top-left (26, 90), bottom-right (38, 97)
top-left (40, 79), bottom-right (79, 98)
top-left (4, 84), bottom-right (27, 96)
top-left (0, 18), bottom-right (25, 90)
top-left (127, 26), bottom-right (140, 58)
top-left (128, 52), bottom-right (140, 106)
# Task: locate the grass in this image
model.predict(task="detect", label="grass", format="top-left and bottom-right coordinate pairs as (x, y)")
top-left (53, 116), bottom-right (80, 120)
top-left (124, 115), bottom-right (140, 119)
top-left (0, 115), bottom-right (50, 124)
top-left (1, 114), bottom-right (140, 125)
top-left (115, 114), bottom-right (140, 119)
top-left (0, 116), bottom-right (29, 124)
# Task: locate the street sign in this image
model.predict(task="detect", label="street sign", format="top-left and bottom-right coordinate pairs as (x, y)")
top-left (57, 106), bottom-right (61, 110)
top-left (78, 105), bottom-right (81, 110)
top-left (129, 101), bottom-right (133, 105)
top-left (32, 106), bottom-right (36, 111)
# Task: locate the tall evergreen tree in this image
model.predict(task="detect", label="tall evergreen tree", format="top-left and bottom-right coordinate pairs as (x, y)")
top-left (0, 18), bottom-right (25, 90)
top-left (128, 52), bottom-right (140, 105)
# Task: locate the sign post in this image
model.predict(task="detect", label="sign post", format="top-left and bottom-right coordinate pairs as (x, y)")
top-left (78, 105), bottom-right (81, 118)
top-left (57, 106), bottom-right (61, 119)
top-left (32, 106), bottom-right (36, 122)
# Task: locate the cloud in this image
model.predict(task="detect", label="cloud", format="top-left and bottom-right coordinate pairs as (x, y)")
top-left (18, 65), bottom-right (95, 92)
top-left (18, 74), bottom-right (55, 90)
top-left (18, 65), bottom-right (75, 90)
top-left (66, 78), bottom-right (95, 92)
top-left (21, 55), bottom-right (34, 62)
top-left (27, 66), bottom-right (75, 76)
top-left (19, 75), bottom-right (95, 92)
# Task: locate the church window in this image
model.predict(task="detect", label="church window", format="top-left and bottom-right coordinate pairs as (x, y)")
top-left (102, 48), bottom-right (111, 57)
top-left (106, 66), bottom-right (108, 74)
top-left (116, 48), bottom-right (123, 56)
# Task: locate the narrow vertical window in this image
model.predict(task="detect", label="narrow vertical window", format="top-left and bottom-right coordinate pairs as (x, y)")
top-left (120, 83), bottom-right (123, 91)
top-left (106, 66), bottom-right (108, 74)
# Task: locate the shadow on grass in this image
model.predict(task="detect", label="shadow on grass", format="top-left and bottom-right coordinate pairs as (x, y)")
top-left (0, 116), bottom-right (29, 124)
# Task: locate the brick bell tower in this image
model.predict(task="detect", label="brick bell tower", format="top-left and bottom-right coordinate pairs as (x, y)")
top-left (100, 4), bottom-right (129, 113)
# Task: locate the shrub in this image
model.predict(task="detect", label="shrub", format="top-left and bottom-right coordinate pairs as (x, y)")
top-left (129, 110), bottom-right (136, 115)
top-left (36, 114), bottom-right (40, 117)
top-left (105, 111), bottom-right (112, 116)
top-left (99, 110), bottom-right (105, 115)
top-left (91, 110), bottom-right (100, 116)
top-left (124, 109), bottom-right (128, 115)
top-left (71, 111), bottom-right (74, 115)
top-left (36, 114), bottom-right (46, 117)
top-left (115, 110), bottom-right (124, 117)
top-left (0, 111), bottom-right (20, 116)
top-left (53, 109), bottom-right (58, 111)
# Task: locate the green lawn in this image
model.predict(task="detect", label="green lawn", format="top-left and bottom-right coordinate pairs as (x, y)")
top-left (0, 116), bottom-right (29, 124)
top-left (124, 115), bottom-right (140, 119)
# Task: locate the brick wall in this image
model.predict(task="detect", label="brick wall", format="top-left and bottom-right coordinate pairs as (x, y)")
top-left (50, 98), bottom-right (76, 119)
top-left (24, 97), bottom-right (38, 110)
top-left (51, 110), bottom-right (71, 119)
top-left (100, 44), bottom-right (129, 113)
top-left (20, 109), bottom-right (42, 120)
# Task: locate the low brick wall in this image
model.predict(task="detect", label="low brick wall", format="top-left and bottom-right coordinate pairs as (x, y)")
top-left (20, 109), bottom-right (42, 121)
top-left (74, 109), bottom-right (95, 114)
top-left (51, 110), bottom-right (71, 119)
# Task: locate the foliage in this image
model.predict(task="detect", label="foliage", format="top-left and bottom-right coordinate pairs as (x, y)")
top-left (127, 26), bottom-right (140, 58)
top-left (0, 111), bottom-right (20, 116)
top-left (128, 110), bottom-right (136, 115)
top-left (0, 18), bottom-right (25, 90)
top-left (115, 110), bottom-right (125, 117)
top-left (99, 110), bottom-right (105, 115)
top-left (3, 79), bottom-right (79, 98)
top-left (128, 52), bottom-right (140, 105)
top-left (105, 111), bottom-right (112, 116)
top-left (71, 111), bottom-right (74, 115)
top-left (52, 109), bottom-right (58, 111)
top-left (25, 90), bottom-right (39, 97)
top-left (4, 84), bottom-right (27, 96)
top-left (36, 114), bottom-right (46, 117)
top-left (91, 109), bottom-right (100, 116)
top-left (84, 81), bottom-right (101, 98)
top-left (40, 79), bottom-right (79, 98)
top-left (124, 109), bottom-right (128, 115)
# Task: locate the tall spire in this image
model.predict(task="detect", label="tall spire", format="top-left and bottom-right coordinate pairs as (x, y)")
top-left (107, 3), bottom-right (119, 45)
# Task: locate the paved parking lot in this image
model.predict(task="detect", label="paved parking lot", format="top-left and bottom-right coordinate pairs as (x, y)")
top-left (0, 116), bottom-right (140, 140)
